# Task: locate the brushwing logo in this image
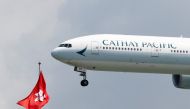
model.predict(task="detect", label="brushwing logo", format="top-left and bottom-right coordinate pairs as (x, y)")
top-left (77, 46), bottom-right (87, 56)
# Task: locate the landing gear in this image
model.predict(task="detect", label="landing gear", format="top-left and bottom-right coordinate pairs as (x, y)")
top-left (80, 72), bottom-right (88, 87)
top-left (74, 67), bottom-right (89, 87)
top-left (81, 79), bottom-right (89, 86)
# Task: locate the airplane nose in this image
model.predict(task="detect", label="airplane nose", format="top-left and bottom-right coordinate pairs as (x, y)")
top-left (51, 48), bottom-right (61, 60)
top-left (51, 47), bottom-right (72, 61)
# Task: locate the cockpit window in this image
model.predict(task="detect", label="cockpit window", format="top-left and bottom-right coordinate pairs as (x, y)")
top-left (59, 43), bottom-right (72, 48)
top-left (68, 44), bottom-right (72, 47)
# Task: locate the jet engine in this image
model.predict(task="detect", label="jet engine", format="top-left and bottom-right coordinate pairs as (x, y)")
top-left (172, 74), bottom-right (190, 89)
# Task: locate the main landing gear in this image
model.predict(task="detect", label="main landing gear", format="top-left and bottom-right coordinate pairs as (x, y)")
top-left (74, 67), bottom-right (89, 87)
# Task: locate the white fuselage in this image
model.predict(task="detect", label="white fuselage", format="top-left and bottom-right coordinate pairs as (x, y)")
top-left (51, 34), bottom-right (190, 75)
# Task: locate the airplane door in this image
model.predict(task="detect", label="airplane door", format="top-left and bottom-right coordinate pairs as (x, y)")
top-left (151, 48), bottom-right (159, 57)
top-left (91, 41), bottom-right (99, 55)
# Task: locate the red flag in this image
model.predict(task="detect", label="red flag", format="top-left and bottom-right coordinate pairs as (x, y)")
top-left (17, 71), bottom-right (50, 109)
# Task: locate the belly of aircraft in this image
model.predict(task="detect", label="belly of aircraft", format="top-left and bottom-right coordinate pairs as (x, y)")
top-left (68, 60), bottom-right (190, 75)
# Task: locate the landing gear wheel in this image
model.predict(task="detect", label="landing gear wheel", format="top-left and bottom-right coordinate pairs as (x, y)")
top-left (79, 72), bottom-right (89, 86)
top-left (81, 79), bottom-right (89, 86)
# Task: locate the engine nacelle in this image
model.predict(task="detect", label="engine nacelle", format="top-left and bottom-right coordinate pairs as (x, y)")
top-left (172, 74), bottom-right (190, 89)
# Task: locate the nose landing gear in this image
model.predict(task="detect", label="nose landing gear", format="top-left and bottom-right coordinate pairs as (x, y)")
top-left (80, 73), bottom-right (88, 86)
top-left (79, 71), bottom-right (89, 87)
top-left (74, 67), bottom-right (89, 87)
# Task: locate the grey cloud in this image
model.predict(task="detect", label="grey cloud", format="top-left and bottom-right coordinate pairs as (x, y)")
top-left (59, 0), bottom-right (190, 36)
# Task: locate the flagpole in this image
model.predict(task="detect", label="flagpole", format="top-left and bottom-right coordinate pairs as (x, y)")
top-left (38, 62), bottom-right (41, 75)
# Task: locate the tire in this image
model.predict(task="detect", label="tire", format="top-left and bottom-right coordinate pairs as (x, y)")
top-left (81, 80), bottom-right (89, 86)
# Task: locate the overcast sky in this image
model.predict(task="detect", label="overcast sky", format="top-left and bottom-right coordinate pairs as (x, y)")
top-left (1, 0), bottom-right (190, 109)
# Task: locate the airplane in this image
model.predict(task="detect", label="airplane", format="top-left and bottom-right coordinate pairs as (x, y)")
top-left (51, 34), bottom-right (190, 88)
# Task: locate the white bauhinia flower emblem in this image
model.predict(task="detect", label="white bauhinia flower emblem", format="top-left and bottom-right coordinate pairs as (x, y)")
top-left (35, 89), bottom-right (46, 102)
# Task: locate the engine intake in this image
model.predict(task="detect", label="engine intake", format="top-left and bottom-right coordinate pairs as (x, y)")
top-left (172, 74), bottom-right (190, 89)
